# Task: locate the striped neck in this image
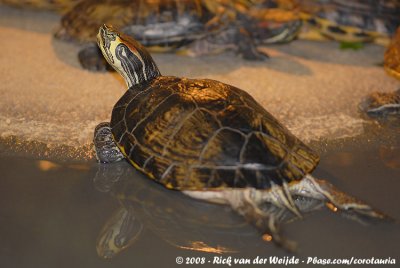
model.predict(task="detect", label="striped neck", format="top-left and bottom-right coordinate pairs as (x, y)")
top-left (115, 43), bottom-right (161, 87)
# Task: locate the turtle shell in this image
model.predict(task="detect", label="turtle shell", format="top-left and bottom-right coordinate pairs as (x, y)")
top-left (385, 27), bottom-right (400, 80)
top-left (301, 0), bottom-right (400, 37)
top-left (56, 0), bottom-right (209, 46)
top-left (111, 76), bottom-right (319, 190)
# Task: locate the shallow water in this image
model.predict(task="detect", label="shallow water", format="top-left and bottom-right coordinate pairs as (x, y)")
top-left (1, 134), bottom-right (400, 267)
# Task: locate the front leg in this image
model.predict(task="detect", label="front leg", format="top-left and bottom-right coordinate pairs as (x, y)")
top-left (78, 45), bottom-right (114, 72)
top-left (94, 122), bottom-right (125, 163)
top-left (236, 27), bottom-right (269, 61)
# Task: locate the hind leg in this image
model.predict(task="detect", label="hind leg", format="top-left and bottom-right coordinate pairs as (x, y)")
top-left (237, 189), bottom-right (298, 252)
top-left (94, 122), bottom-right (125, 163)
top-left (236, 28), bottom-right (269, 61)
top-left (184, 189), bottom-right (299, 252)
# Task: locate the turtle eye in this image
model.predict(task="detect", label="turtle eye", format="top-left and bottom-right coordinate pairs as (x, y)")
top-left (106, 31), bottom-right (118, 40)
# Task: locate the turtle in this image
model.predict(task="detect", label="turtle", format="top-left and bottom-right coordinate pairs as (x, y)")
top-left (385, 26), bottom-right (400, 80)
top-left (359, 90), bottom-right (400, 118)
top-left (1, 0), bottom-right (302, 70)
top-left (53, 0), bottom-right (302, 71)
top-left (93, 24), bottom-right (387, 251)
top-left (296, 0), bottom-right (400, 46)
top-left (359, 27), bottom-right (400, 118)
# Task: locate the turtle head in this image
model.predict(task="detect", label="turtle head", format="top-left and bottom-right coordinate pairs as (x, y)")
top-left (97, 24), bottom-right (161, 88)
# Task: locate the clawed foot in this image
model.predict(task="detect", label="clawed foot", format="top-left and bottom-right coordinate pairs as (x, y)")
top-left (302, 176), bottom-right (390, 223)
top-left (239, 45), bottom-right (270, 61)
top-left (325, 201), bottom-right (390, 225)
top-left (93, 122), bottom-right (125, 163)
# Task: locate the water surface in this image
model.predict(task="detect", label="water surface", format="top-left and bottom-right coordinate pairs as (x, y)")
top-left (1, 134), bottom-right (399, 267)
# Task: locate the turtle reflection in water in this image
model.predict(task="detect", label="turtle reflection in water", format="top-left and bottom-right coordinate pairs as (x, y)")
top-left (93, 24), bottom-right (387, 251)
top-left (94, 162), bottom-right (253, 258)
top-left (94, 161), bottom-right (326, 258)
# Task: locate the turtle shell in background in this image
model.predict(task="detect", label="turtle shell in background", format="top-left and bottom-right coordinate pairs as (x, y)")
top-left (298, 0), bottom-right (400, 43)
top-left (385, 27), bottom-right (400, 80)
top-left (359, 27), bottom-right (400, 118)
top-left (55, 0), bottom-right (209, 45)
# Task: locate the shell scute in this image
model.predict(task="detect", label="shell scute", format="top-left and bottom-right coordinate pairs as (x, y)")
top-left (131, 94), bottom-right (197, 152)
top-left (241, 132), bottom-right (285, 169)
top-left (216, 105), bottom-right (260, 134)
top-left (162, 109), bottom-right (220, 162)
top-left (199, 128), bottom-right (245, 165)
top-left (124, 87), bottom-right (173, 132)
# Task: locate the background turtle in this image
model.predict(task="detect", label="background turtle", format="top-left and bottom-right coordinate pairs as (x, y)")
top-left (296, 0), bottom-right (400, 46)
top-left (93, 24), bottom-right (387, 251)
top-left (1, 0), bottom-right (302, 70)
top-left (359, 27), bottom-right (400, 118)
top-left (54, 0), bottom-right (302, 71)
top-left (385, 26), bottom-right (400, 80)
top-left (359, 90), bottom-right (400, 118)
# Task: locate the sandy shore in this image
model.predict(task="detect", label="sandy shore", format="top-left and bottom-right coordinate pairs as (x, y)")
top-left (0, 5), bottom-right (398, 159)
